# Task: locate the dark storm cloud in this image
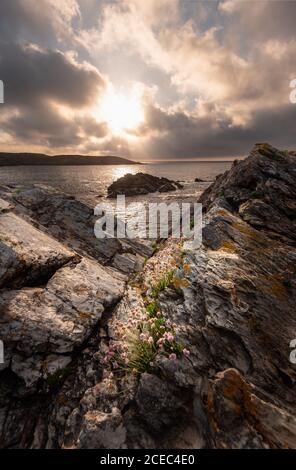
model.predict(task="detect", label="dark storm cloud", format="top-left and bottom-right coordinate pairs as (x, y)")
top-left (137, 103), bottom-right (296, 159)
top-left (0, 42), bottom-right (105, 108)
top-left (1, 101), bottom-right (107, 148)
top-left (0, 34), bottom-right (107, 148)
top-left (0, 0), bottom-right (50, 42)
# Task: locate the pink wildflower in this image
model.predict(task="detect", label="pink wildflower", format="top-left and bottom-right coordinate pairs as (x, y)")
top-left (183, 348), bottom-right (190, 358)
top-left (147, 336), bottom-right (154, 345)
top-left (164, 332), bottom-right (174, 342)
top-left (169, 353), bottom-right (177, 361)
top-left (139, 333), bottom-right (146, 342)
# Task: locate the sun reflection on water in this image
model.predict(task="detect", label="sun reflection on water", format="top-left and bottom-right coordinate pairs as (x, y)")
top-left (112, 166), bottom-right (138, 180)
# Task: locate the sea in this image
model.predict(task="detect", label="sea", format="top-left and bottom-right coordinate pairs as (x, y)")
top-left (0, 161), bottom-right (231, 205)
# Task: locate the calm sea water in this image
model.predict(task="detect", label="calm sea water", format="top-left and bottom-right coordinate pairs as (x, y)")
top-left (0, 161), bottom-right (231, 204)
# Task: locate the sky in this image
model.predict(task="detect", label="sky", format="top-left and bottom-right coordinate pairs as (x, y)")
top-left (0, 0), bottom-right (296, 161)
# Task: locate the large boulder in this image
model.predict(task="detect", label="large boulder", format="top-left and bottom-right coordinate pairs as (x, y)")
top-left (107, 172), bottom-right (183, 198)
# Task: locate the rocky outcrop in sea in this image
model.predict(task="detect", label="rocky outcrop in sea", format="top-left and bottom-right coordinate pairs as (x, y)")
top-left (0, 143), bottom-right (295, 448)
top-left (107, 172), bottom-right (183, 198)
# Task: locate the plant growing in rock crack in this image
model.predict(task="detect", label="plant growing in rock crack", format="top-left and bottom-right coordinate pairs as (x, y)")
top-left (144, 300), bottom-right (158, 317)
top-left (103, 308), bottom-right (189, 375)
top-left (102, 264), bottom-right (191, 375)
top-left (150, 268), bottom-right (176, 298)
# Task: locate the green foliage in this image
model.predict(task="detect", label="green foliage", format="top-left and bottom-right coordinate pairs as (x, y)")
top-left (145, 300), bottom-right (159, 317)
top-left (150, 269), bottom-right (176, 298)
top-left (124, 332), bottom-right (157, 374)
top-left (151, 241), bottom-right (159, 252)
top-left (104, 253), bottom-right (189, 376)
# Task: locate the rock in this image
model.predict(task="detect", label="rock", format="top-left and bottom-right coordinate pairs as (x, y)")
top-left (8, 185), bottom-right (153, 267)
top-left (112, 253), bottom-right (144, 274)
top-left (77, 142), bottom-right (295, 449)
top-left (0, 212), bottom-right (75, 288)
top-left (0, 257), bottom-right (125, 389)
top-left (0, 198), bottom-right (13, 212)
top-left (107, 172), bottom-right (183, 198)
top-left (1, 143), bottom-right (296, 449)
top-left (11, 186), bottom-right (122, 263)
top-left (77, 407), bottom-right (127, 449)
top-left (200, 143), bottom-right (296, 244)
top-left (135, 373), bottom-right (189, 434)
top-left (0, 187), bottom-right (127, 447)
top-left (206, 368), bottom-right (296, 448)
top-left (194, 177), bottom-right (205, 182)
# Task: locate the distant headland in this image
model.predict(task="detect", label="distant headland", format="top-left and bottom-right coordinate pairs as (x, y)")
top-left (0, 152), bottom-right (140, 166)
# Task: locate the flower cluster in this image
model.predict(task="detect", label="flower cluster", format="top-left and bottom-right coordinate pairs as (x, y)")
top-left (101, 240), bottom-right (191, 376)
top-left (102, 300), bottom-right (190, 375)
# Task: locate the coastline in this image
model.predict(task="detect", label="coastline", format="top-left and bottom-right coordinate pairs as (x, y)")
top-left (0, 143), bottom-right (295, 448)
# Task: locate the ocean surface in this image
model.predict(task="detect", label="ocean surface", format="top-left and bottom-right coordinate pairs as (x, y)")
top-left (0, 161), bottom-right (231, 205)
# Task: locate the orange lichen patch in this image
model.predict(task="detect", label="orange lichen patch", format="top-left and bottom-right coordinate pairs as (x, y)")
top-left (219, 369), bottom-right (252, 402)
top-left (78, 311), bottom-right (93, 320)
top-left (75, 285), bottom-right (91, 294)
top-left (232, 221), bottom-right (267, 245)
top-left (259, 273), bottom-right (287, 300)
top-left (84, 412), bottom-right (98, 421)
top-left (218, 240), bottom-right (237, 253)
top-left (216, 209), bottom-right (233, 219)
top-left (172, 276), bottom-right (190, 289)
top-left (206, 386), bottom-right (220, 433)
top-left (182, 263), bottom-right (191, 273)
top-left (230, 286), bottom-right (239, 306)
top-left (212, 369), bottom-right (257, 419)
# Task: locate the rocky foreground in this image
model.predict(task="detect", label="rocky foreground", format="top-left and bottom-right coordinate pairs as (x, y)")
top-left (0, 143), bottom-right (296, 448)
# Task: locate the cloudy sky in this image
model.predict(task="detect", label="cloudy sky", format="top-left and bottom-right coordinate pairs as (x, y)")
top-left (0, 0), bottom-right (296, 160)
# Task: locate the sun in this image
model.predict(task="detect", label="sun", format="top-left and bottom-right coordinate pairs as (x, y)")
top-left (97, 87), bottom-right (144, 135)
